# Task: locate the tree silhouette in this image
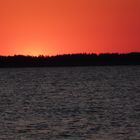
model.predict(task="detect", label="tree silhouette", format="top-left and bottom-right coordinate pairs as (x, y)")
top-left (0, 52), bottom-right (140, 67)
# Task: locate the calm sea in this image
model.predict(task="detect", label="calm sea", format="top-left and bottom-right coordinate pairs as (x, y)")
top-left (0, 66), bottom-right (140, 140)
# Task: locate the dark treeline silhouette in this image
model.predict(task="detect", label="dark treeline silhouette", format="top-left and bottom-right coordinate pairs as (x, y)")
top-left (0, 52), bottom-right (140, 67)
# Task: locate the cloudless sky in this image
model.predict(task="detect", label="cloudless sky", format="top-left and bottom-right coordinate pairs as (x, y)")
top-left (0, 0), bottom-right (140, 56)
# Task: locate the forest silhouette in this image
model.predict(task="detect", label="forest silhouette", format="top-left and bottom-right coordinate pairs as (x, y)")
top-left (0, 52), bottom-right (140, 67)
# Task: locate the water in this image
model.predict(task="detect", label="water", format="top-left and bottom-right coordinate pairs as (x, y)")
top-left (0, 66), bottom-right (140, 140)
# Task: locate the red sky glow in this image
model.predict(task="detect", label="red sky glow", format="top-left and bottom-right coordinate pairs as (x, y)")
top-left (0, 0), bottom-right (140, 56)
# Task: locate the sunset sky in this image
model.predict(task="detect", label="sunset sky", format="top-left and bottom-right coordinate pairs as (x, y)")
top-left (0, 0), bottom-right (140, 56)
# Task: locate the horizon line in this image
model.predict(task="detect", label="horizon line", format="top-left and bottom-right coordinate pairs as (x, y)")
top-left (0, 52), bottom-right (140, 57)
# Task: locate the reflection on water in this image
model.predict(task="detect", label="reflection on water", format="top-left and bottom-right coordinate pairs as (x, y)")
top-left (0, 66), bottom-right (140, 140)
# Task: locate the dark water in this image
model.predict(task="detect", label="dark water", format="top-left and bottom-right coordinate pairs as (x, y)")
top-left (0, 66), bottom-right (140, 140)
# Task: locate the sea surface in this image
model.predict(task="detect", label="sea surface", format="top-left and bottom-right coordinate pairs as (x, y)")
top-left (0, 66), bottom-right (140, 140)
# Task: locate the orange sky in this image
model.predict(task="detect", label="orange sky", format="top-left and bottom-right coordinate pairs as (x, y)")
top-left (0, 0), bottom-right (140, 56)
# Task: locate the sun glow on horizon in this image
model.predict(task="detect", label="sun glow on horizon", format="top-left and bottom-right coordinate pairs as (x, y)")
top-left (15, 42), bottom-right (53, 56)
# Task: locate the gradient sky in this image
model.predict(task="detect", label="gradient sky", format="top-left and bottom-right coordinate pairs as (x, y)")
top-left (0, 0), bottom-right (140, 56)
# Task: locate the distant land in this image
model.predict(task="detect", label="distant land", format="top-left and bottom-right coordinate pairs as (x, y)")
top-left (0, 52), bottom-right (140, 67)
